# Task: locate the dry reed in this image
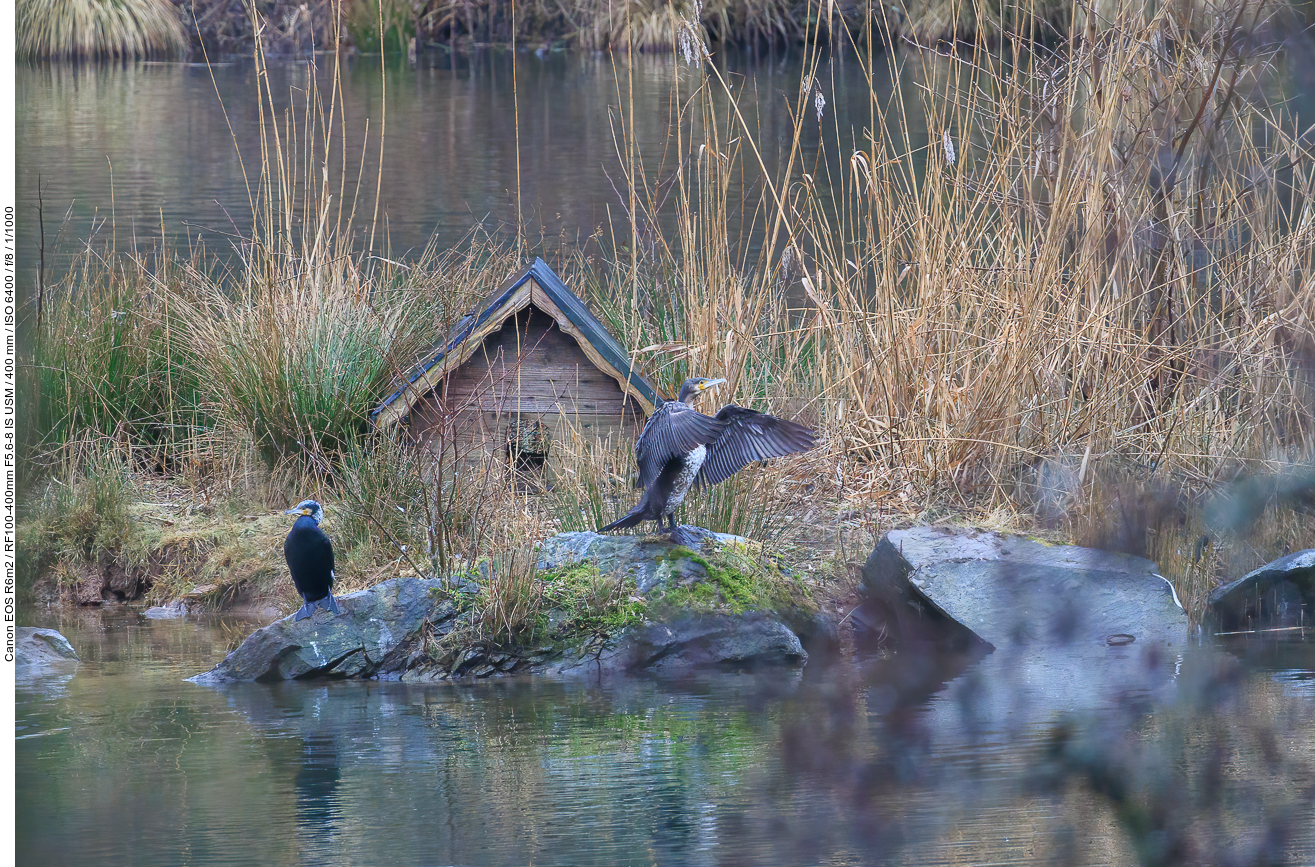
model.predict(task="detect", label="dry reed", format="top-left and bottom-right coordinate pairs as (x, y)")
top-left (570, 0), bottom-right (1315, 612)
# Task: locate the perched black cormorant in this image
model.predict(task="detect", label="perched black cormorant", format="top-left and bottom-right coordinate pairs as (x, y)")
top-left (284, 499), bottom-right (341, 621)
top-left (600, 377), bottom-right (816, 542)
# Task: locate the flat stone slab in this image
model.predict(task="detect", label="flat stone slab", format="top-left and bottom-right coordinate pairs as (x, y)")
top-left (1206, 548), bottom-right (1315, 634)
top-left (861, 527), bottom-right (1189, 653)
top-left (16, 627), bottom-right (81, 678)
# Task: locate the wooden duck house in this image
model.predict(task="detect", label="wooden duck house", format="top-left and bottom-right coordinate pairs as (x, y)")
top-left (373, 259), bottom-right (661, 467)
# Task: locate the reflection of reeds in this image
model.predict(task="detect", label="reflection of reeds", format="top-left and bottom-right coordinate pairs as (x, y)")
top-left (345, 0), bottom-right (416, 53)
top-left (17, 0), bottom-right (186, 59)
top-left (409, 0), bottom-right (820, 51)
top-left (895, 0), bottom-right (1070, 46)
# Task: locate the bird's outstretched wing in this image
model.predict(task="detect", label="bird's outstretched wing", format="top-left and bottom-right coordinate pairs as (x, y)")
top-left (695, 405), bottom-right (816, 487)
top-left (636, 402), bottom-right (727, 491)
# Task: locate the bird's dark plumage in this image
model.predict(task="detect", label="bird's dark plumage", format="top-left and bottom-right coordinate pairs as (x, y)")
top-left (601, 377), bottom-right (816, 542)
top-left (284, 499), bottom-right (340, 621)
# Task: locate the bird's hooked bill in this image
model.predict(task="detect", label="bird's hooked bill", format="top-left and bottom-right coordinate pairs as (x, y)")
top-left (699, 378), bottom-right (727, 390)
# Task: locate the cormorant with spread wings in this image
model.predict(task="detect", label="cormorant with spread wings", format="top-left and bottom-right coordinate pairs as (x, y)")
top-left (600, 377), bottom-right (815, 543)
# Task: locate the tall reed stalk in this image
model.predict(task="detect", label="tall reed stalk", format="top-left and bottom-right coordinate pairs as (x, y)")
top-left (172, 13), bottom-right (442, 467)
top-left (573, 0), bottom-right (1313, 595)
top-left (802, 0), bottom-right (1314, 496)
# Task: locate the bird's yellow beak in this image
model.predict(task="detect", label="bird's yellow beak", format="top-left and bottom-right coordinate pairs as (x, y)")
top-left (698, 378), bottom-right (727, 391)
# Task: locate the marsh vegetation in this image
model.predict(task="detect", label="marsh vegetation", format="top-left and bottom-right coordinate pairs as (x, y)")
top-left (17, 0), bottom-right (1315, 642)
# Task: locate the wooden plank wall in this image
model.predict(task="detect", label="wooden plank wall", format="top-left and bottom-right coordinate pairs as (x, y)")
top-left (408, 307), bottom-right (647, 464)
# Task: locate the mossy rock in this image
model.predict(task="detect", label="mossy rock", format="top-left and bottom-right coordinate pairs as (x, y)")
top-left (534, 528), bottom-right (834, 674)
top-left (538, 527), bottom-right (816, 617)
top-left (191, 531), bottom-right (836, 684)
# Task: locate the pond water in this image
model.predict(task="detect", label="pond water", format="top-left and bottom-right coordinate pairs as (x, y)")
top-left (15, 604), bottom-right (1315, 866)
top-left (15, 48), bottom-right (1315, 865)
top-left (14, 48), bottom-right (902, 298)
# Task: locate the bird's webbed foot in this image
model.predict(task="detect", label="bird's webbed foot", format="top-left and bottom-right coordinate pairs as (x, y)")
top-left (667, 521), bottom-right (698, 548)
top-left (293, 594), bottom-right (342, 621)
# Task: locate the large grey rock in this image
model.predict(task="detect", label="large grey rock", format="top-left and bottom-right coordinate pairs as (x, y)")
top-left (189, 577), bottom-right (458, 684)
top-left (860, 526), bottom-right (1188, 653)
top-left (859, 527), bottom-right (1191, 723)
top-left (538, 530), bottom-right (813, 673)
top-left (194, 530), bottom-right (819, 684)
top-left (15, 627), bottom-right (80, 677)
top-left (1206, 549), bottom-right (1315, 634)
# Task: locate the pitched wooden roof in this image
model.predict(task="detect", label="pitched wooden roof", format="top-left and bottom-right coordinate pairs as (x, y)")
top-left (373, 258), bottom-right (662, 428)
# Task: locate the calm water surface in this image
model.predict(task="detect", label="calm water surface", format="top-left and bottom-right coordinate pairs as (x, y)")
top-left (15, 50), bottom-right (1315, 865)
top-left (15, 604), bottom-right (1315, 866)
top-left (15, 49), bottom-right (902, 296)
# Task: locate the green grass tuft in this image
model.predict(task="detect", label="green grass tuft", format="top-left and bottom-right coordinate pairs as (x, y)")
top-left (19, 439), bottom-right (138, 573)
top-left (20, 255), bottom-right (204, 486)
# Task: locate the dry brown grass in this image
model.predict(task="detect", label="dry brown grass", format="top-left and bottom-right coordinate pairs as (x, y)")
top-left (22, 1), bottom-right (1315, 624)
top-left (573, 0), bottom-right (1315, 610)
top-left (17, 0), bottom-right (187, 59)
top-left (817, 6), bottom-right (1315, 596)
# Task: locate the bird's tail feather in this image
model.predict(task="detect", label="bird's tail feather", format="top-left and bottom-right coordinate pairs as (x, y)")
top-left (600, 508), bottom-right (645, 532)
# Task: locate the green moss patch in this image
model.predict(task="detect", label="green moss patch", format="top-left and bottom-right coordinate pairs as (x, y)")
top-left (649, 541), bottom-right (817, 618)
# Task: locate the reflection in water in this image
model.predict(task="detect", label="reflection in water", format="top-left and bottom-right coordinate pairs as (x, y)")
top-left (295, 735), bottom-right (342, 839)
top-left (13, 605), bottom-right (1315, 866)
top-left (14, 49), bottom-right (901, 299)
